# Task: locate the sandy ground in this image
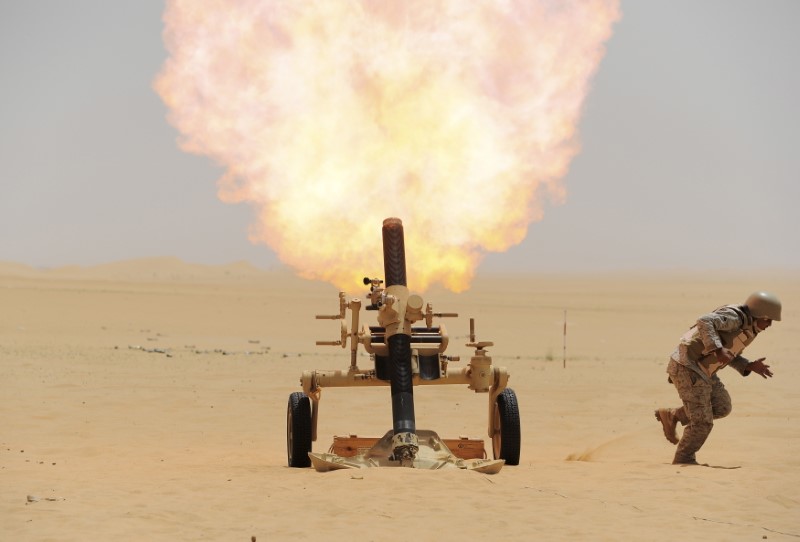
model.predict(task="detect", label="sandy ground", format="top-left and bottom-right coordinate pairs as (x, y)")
top-left (2, 259), bottom-right (799, 541)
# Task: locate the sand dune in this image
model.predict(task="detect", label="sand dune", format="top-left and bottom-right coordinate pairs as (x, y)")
top-left (2, 260), bottom-right (798, 540)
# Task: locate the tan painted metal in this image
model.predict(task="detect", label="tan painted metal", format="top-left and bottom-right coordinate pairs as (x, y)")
top-left (294, 217), bottom-right (513, 469)
top-left (306, 290), bottom-right (510, 445)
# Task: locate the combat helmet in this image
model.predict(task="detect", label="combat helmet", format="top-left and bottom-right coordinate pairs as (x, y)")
top-left (745, 291), bottom-right (782, 321)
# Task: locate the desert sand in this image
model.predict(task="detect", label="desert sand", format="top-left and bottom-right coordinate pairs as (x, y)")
top-left (2, 259), bottom-right (798, 541)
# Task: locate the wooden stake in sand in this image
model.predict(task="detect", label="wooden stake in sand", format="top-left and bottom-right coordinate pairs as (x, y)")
top-left (563, 309), bottom-right (567, 369)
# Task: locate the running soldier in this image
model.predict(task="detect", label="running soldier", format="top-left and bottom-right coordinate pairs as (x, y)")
top-left (655, 291), bottom-right (781, 465)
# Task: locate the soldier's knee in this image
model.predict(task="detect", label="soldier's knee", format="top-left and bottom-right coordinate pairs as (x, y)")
top-left (714, 402), bottom-right (732, 419)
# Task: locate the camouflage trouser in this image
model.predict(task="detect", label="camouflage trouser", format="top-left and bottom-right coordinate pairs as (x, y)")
top-left (668, 360), bottom-right (732, 463)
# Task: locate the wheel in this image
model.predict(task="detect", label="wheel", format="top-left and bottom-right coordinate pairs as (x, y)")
top-left (287, 392), bottom-right (312, 467)
top-left (492, 388), bottom-right (521, 465)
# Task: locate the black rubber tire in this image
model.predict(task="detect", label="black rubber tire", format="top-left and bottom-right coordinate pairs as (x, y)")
top-left (382, 218), bottom-right (407, 287)
top-left (287, 392), bottom-right (312, 468)
top-left (492, 388), bottom-right (521, 465)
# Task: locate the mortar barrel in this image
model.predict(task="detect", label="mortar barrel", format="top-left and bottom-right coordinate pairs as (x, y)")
top-left (388, 333), bottom-right (415, 433)
top-left (381, 217), bottom-right (415, 437)
top-left (382, 217), bottom-right (407, 287)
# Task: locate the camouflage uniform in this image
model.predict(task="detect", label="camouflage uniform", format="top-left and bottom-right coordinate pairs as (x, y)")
top-left (665, 305), bottom-right (760, 464)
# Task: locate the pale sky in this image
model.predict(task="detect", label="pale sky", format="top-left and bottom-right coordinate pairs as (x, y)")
top-left (1, 1), bottom-right (798, 273)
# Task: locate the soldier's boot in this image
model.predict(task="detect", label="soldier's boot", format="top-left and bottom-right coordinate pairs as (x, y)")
top-left (654, 408), bottom-right (679, 445)
top-left (672, 455), bottom-right (700, 465)
top-left (673, 417), bottom-right (712, 466)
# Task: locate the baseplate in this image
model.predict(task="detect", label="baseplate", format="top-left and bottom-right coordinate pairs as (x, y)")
top-left (330, 434), bottom-right (486, 460)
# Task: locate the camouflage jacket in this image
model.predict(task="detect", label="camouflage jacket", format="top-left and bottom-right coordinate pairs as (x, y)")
top-left (669, 305), bottom-right (759, 383)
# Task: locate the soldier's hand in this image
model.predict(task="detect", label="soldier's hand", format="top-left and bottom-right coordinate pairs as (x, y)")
top-left (748, 358), bottom-right (773, 378)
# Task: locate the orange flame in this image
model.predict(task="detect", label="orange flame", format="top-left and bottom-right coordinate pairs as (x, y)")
top-left (155, 0), bottom-right (619, 293)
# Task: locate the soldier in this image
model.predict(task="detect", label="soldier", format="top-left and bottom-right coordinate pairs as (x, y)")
top-left (654, 291), bottom-right (781, 465)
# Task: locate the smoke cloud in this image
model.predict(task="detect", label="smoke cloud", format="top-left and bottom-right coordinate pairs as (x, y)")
top-left (155, 0), bottom-right (619, 292)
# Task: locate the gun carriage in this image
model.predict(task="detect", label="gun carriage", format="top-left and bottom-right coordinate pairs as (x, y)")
top-left (287, 218), bottom-right (520, 472)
